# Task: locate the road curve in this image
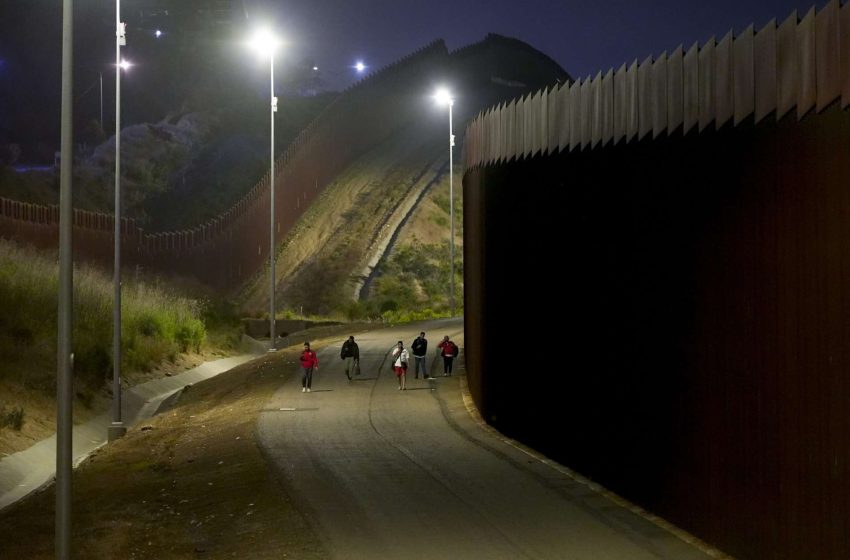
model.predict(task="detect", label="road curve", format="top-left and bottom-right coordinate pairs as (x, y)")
top-left (258, 318), bottom-right (716, 560)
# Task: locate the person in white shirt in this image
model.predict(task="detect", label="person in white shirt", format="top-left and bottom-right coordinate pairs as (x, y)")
top-left (391, 340), bottom-right (409, 391)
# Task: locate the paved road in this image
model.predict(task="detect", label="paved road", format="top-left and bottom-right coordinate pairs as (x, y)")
top-left (258, 319), bottom-right (716, 560)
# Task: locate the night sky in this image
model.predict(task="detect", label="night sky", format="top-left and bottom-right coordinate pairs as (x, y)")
top-left (245, 0), bottom-right (821, 84)
top-left (0, 0), bottom-right (828, 161)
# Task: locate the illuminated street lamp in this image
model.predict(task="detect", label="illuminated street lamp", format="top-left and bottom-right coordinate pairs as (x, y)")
top-left (249, 29), bottom-right (281, 351)
top-left (354, 60), bottom-right (366, 73)
top-left (434, 87), bottom-right (456, 317)
top-left (109, 1), bottom-right (129, 442)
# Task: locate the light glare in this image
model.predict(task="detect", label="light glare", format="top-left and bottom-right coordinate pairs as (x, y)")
top-left (119, 59), bottom-right (132, 70)
top-left (249, 29), bottom-right (281, 57)
top-left (355, 61), bottom-right (366, 73)
top-left (434, 87), bottom-right (453, 106)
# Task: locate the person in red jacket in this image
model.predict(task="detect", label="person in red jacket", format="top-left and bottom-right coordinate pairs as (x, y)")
top-left (437, 335), bottom-right (459, 376)
top-left (300, 341), bottom-right (319, 393)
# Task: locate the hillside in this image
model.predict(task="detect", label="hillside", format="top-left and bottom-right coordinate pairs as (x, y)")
top-left (0, 33), bottom-right (568, 319)
top-left (0, 93), bottom-right (335, 230)
top-left (237, 34), bottom-right (570, 319)
top-left (236, 120), bottom-right (452, 317)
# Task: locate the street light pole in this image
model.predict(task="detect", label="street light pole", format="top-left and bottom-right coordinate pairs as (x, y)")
top-left (249, 29), bottom-right (281, 351)
top-left (269, 51), bottom-right (277, 351)
top-left (447, 98), bottom-right (455, 317)
top-left (434, 87), bottom-right (456, 317)
top-left (109, 1), bottom-right (127, 442)
top-left (56, 1), bottom-right (74, 556)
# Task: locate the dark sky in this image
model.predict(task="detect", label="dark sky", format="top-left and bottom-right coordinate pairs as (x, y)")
top-left (245, 0), bottom-right (824, 85)
top-left (0, 0), bottom-right (830, 159)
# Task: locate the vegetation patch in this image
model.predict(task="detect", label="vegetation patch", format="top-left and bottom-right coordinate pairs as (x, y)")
top-left (0, 239), bottom-right (242, 455)
top-left (0, 404), bottom-right (24, 431)
top-left (364, 240), bottom-right (463, 320)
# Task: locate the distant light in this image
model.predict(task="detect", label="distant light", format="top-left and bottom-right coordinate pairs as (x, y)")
top-left (248, 29), bottom-right (281, 58)
top-left (155, 29), bottom-right (163, 38)
top-left (312, 66), bottom-right (319, 71)
top-left (434, 87), bottom-right (454, 106)
top-left (119, 59), bottom-right (132, 70)
top-left (355, 61), bottom-right (366, 73)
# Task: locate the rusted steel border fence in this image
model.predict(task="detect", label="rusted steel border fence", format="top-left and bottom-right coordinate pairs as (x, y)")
top-left (463, 0), bottom-right (848, 168)
top-left (461, 2), bottom-right (850, 559)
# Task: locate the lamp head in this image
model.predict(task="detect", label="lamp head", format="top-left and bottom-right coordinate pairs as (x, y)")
top-left (355, 61), bottom-right (366, 73)
top-left (248, 29), bottom-right (281, 58)
top-left (434, 87), bottom-right (454, 106)
top-left (118, 59), bottom-right (132, 71)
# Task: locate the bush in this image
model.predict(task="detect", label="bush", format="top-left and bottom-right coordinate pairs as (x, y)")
top-left (175, 319), bottom-right (205, 353)
top-left (0, 405), bottom-right (25, 431)
top-left (344, 300), bottom-right (367, 321)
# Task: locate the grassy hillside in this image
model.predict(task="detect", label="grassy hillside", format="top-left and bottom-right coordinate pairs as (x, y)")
top-left (0, 240), bottom-right (242, 455)
top-left (235, 118), bottom-right (462, 320)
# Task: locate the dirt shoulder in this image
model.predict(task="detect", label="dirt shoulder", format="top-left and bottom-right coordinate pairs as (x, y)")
top-left (0, 333), bottom-right (355, 559)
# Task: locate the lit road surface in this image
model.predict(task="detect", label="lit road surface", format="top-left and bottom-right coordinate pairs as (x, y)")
top-left (258, 318), bottom-right (715, 560)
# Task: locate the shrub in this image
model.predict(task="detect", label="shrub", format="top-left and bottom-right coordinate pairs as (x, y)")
top-left (0, 405), bottom-right (25, 431)
top-left (175, 319), bottom-right (205, 353)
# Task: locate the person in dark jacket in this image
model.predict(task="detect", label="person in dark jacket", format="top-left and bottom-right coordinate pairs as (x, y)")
top-left (411, 331), bottom-right (429, 379)
top-left (300, 341), bottom-right (319, 392)
top-left (340, 335), bottom-right (360, 380)
top-left (437, 335), bottom-right (459, 376)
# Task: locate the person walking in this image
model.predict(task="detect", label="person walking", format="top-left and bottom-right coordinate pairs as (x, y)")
top-left (411, 331), bottom-right (429, 379)
top-left (437, 335), bottom-right (459, 376)
top-left (340, 335), bottom-right (360, 380)
top-left (391, 340), bottom-right (409, 390)
top-left (300, 341), bottom-right (319, 392)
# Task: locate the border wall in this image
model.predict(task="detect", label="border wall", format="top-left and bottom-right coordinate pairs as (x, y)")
top-left (463, 2), bottom-right (850, 558)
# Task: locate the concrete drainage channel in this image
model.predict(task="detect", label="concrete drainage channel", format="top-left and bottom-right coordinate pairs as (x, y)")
top-left (0, 349), bottom-right (263, 512)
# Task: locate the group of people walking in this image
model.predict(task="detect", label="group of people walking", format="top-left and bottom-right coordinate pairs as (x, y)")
top-left (390, 332), bottom-right (459, 389)
top-left (296, 331), bottom-right (459, 393)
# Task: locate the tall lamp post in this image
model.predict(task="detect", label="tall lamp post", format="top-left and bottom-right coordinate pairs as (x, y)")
top-left (249, 30), bottom-right (281, 351)
top-left (434, 88), bottom-right (456, 317)
top-left (109, 2), bottom-right (129, 442)
top-left (57, 1), bottom-right (74, 556)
